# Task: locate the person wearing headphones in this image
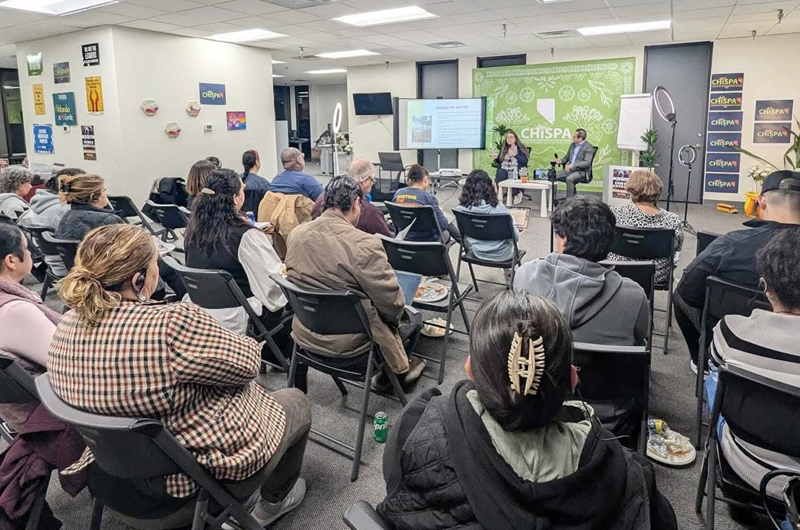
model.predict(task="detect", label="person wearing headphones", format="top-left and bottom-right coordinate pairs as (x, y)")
top-left (556, 128), bottom-right (595, 198)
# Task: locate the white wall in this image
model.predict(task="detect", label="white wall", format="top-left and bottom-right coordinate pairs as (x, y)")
top-left (310, 84), bottom-right (348, 143)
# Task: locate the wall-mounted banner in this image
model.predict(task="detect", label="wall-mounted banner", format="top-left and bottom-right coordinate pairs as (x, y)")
top-left (26, 53), bottom-right (43, 76)
top-left (199, 83), bottom-right (226, 105)
top-left (226, 111), bottom-right (246, 130)
top-left (754, 99), bottom-right (793, 122)
top-left (32, 84), bottom-right (46, 116)
top-left (53, 62), bottom-right (70, 84)
top-left (82, 43), bottom-right (100, 67)
top-left (705, 173), bottom-right (739, 194)
top-left (81, 125), bottom-right (96, 161)
top-left (472, 57), bottom-right (636, 192)
top-left (706, 152), bottom-right (741, 174)
top-left (52, 92), bottom-right (77, 126)
top-left (710, 73), bottom-right (744, 92)
top-left (753, 122), bottom-right (792, 144)
top-left (33, 124), bottom-right (54, 154)
top-left (709, 92), bottom-right (742, 111)
top-left (85, 76), bottom-right (104, 114)
top-left (707, 111), bottom-right (743, 132)
top-left (706, 132), bottom-right (742, 153)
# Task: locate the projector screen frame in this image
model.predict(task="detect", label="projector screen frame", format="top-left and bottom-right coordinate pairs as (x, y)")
top-left (392, 96), bottom-right (487, 151)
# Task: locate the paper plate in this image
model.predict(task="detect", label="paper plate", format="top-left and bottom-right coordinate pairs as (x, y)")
top-left (414, 282), bottom-right (448, 303)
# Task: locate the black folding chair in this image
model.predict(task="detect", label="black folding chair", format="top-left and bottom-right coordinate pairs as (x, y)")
top-left (696, 230), bottom-right (721, 256)
top-left (385, 202), bottom-right (450, 246)
top-left (344, 501), bottom-right (389, 530)
top-left (600, 260), bottom-right (656, 350)
top-left (270, 274), bottom-right (407, 482)
top-left (164, 258), bottom-right (290, 372)
top-left (695, 364), bottom-right (800, 530)
top-left (25, 226), bottom-right (67, 301)
top-left (379, 236), bottom-right (473, 385)
top-left (107, 195), bottom-right (165, 239)
top-left (553, 146), bottom-right (596, 204)
top-left (42, 231), bottom-right (79, 270)
top-left (145, 201), bottom-right (190, 242)
top-left (453, 209), bottom-right (526, 290)
top-left (0, 355), bottom-right (50, 530)
top-left (573, 342), bottom-right (651, 454)
top-left (693, 276), bottom-right (771, 447)
top-left (34, 374), bottom-right (264, 530)
top-left (373, 153), bottom-right (405, 202)
top-left (609, 226), bottom-right (676, 354)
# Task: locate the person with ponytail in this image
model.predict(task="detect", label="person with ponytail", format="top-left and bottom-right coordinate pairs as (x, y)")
top-left (240, 149), bottom-right (270, 215)
top-left (49, 224), bottom-right (311, 525)
top-left (379, 290), bottom-right (676, 530)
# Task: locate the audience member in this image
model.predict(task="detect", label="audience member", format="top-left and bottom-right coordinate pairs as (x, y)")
top-left (241, 149), bottom-right (271, 214)
top-left (0, 166), bottom-right (33, 220)
top-left (493, 130), bottom-right (529, 205)
top-left (378, 290), bottom-right (677, 530)
top-left (271, 148), bottom-right (323, 202)
top-left (206, 156), bottom-right (221, 169)
top-left (285, 176), bottom-right (424, 392)
top-left (185, 169), bottom-right (290, 363)
top-left (455, 169), bottom-right (519, 262)
top-left (49, 224), bottom-right (310, 525)
top-left (674, 170), bottom-right (800, 372)
top-left (185, 159), bottom-right (215, 208)
top-left (311, 158), bottom-right (392, 237)
top-left (608, 169), bottom-right (683, 284)
top-left (22, 173), bottom-right (46, 202)
top-left (392, 164), bottom-right (461, 243)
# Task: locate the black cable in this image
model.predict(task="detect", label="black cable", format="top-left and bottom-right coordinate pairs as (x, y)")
top-left (760, 469), bottom-right (800, 530)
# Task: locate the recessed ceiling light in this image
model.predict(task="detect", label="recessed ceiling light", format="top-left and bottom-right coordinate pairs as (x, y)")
top-left (271, 59), bottom-right (287, 64)
top-left (208, 29), bottom-right (287, 43)
top-left (315, 49), bottom-right (380, 59)
top-left (306, 68), bottom-right (347, 75)
top-left (578, 20), bottom-right (671, 36)
top-left (0, 0), bottom-right (118, 15)
top-left (428, 41), bottom-right (465, 49)
top-left (333, 6), bottom-right (437, 27)
top-left (273, 74), bottom-right (285, 78)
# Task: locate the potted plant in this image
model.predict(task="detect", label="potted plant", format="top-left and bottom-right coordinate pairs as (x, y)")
top-left (639, 129), bottom-right (659, 169)
top-left (490, 124), bottom-right (510, 169)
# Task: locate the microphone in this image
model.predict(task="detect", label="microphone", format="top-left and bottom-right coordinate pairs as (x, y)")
top-left (550, 153), bottom-right (559, 167)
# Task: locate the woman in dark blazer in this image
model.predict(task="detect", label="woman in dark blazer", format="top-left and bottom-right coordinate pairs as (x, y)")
top-left (494, 130), bottom-right (529, 205)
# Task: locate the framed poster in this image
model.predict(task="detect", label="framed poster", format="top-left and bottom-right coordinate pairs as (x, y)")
top-left (33, 124), bottom-right (54, 154)
top-left (82, 43), bottom-right (100, 67)
top-left (85, 76), bottom-right (104, 114)
top-left (199, 83), bottom-right (226, 105)
top-left (33, 84), bottom-right (46, 116)
top-left (52, 92), bottom-right (77, 126)
top-left (82, 125), bottom-right (96, 161)
top-left (26, 53), bottom-right (43, 76)
top-left (226, 111), bottom-right (246, 130)
top-left (53, 62), bottom-right (70, 84)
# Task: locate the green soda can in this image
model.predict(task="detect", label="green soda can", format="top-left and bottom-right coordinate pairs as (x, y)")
top-left (374, 412), bottom-right (388, 443)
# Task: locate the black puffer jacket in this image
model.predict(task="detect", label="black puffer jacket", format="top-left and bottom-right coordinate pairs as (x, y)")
top-left (378, 382), bottom-right (677, 530)
top-left (56, 203), bottom-right (123, 241)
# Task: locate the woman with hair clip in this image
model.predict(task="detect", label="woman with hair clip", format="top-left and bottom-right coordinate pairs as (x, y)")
top-left (493, 130), bottom-right (529, 206)
top-left (392, 164), bottom-right (461, 243)
top-left (49, 224), bottom-right (311, 526)
top-left (184, 169), bottom-right (290, 363)
top-left (379, 290), bottom-right (676, 530)
top-left (241, 149), bottom-right (270, 215)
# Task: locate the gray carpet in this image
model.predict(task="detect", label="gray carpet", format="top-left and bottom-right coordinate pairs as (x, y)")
top-left (23, 184), bottom-right (773, 529)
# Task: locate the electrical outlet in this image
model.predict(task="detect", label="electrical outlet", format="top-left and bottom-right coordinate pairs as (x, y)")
top-left (204, 123), bottom-right (213, 132)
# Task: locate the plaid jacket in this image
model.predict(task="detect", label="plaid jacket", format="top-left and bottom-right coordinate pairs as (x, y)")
top-left (48, 301), bottom-right (286, 498)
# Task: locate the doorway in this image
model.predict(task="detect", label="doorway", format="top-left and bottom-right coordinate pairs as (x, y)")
top-left (417, 60), bottom-right (458, 171)
top-left (0, 69), bottom-right (25, 163)
top-left (293, 84), bottom-right (311, 160)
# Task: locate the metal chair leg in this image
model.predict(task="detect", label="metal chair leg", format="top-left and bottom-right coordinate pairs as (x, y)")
top-left (706, 439), bottom-right (718, 530)
top-left (458, 299), bottom-right (471, 335)
top-left (90, 497), bottom-right (104, 530)
top-left (694, 341), bottom-right (707, 448)
top-left (351, 356), bottom-right (375, 482)
top-left (695, 452), bottom-right (708, 514)
top-left (438, 299), bottom-right (455, 385)
top-left (287, 345), bottom-right (299, 390)
top-left (333, 376), bottom-right (348, 396)
top-left (191, 490), bottom-right (209, 530)
top-left (467, 262), bottom-right (479, 292)
top-left (455, 253), bottom-right (463, 282)
top-left (40, 274), bottom-right (52, 301)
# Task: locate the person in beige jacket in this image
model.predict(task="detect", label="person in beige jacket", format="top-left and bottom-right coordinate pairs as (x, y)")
top-left (285, 176), bottom-right (425, 392)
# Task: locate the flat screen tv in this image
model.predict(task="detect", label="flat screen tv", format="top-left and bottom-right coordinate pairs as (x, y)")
top-left (353, 92), bottom-right (393, 115)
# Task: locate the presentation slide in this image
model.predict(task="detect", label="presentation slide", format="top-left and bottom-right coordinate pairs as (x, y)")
top-left (395, 98), bottom-right (485, 150)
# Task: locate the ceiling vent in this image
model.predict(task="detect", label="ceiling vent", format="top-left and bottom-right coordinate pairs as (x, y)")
top-left (537, 29), bottom-right (579, 38)
top-left (264, 0), bottom-right (335, 8)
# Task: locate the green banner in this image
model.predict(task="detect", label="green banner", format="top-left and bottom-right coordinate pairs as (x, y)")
top-left (472, 57), bottom-right (636, 190)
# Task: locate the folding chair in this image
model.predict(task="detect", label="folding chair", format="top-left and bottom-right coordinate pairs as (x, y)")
top-left (25, 226), bottom-right (67, 301)
top-left (600, 260), bottom-right (656, 350)
top-left (379, 236), bottom-right (473, 385)
top-left (553, 147), bottom-right (596, 205)
top-left (107, 195), bottom-right (165, 239)
top-left (384, 202), bottom-right (451, 246)
top-left (164, 257), bottom-right (290, 372)
top-left (609, 226), bottom-right (676, 354)
top-left (693, 276), bottom-right (771, 447)
top-left (270, 274), bottom-right (408, 482)
top-left (145, 201), bottom-right (190, 242)
top-left (344, 501), bottom-right (389, 530)
top-left (41, 231), bottom-right (79, 270)
top-left (573, 342), bottom-right (651, 454)
top-left (34, 374), bottom-right (264, 530)
top-left (0, 355), bottom-right (50, 530)
top-left (373, 153), bottom-right (405, 203)
top-left (695, 364), bottom-right (800, 530)
top-left (453, 209), bottom-right (526, 290)
top-left (696, 230), bottom-right (721, 256)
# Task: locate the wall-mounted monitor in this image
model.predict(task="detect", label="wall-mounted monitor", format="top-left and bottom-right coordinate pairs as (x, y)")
top-left (353, 92), bottom-right (393, 115)
top-left (393, 97), bottom-right (486, 150)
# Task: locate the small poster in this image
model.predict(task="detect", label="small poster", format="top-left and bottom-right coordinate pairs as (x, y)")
top-left (0, 159), bottom-right (9, 169)
top-left (705, 152), bottom-right (740, 174)
top-left (707, 111), bottom-right (743, 132)
top-left (710, 73), bottom-right (744, 92)
top-left (706, 132), bottom-right (742, 153)
top-left (754, 99), bottom-right (793, 122)
top-left (53, 62), bottom-right (70, 84)
top-left (226, 111), bottom-right (246, 130)
top-left (754, 123), bottom-right (792, 144)
top-left (26, 53), bottom-right (43, 76)
top-left (82, 43), bottom-right (100, 67)
top-left (709, 92), bottom-right (742, 111)
top-left (705, 174), bottom-right (739, 194)
top-left (33, 124), bottom-right (54, 154)
top-left (81, 125), bottom-right (96, 161)
top-left (199, 83), bottom-right (226, 105)
top-left (32, 84), bottom-right (46, 116)
top-left (52, 92), bottom-right (77, 126)
top-left (85, 76), bottom-right (104, 114)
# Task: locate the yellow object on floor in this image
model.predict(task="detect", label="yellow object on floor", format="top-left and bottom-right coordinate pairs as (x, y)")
top-left (743, 191), bottom-right (759, 218)
top-left (716, 203), bottom-right (738, 214)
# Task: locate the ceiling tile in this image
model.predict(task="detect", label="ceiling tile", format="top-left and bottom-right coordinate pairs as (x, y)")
top-left (405, 10), bottom-right (503, 30)
top-left (0, 8), bottom-right (48, 29)
top-left (585, 34), bottom-right (634, 46)
top-left (120, 19), bottom-right (186, 32)
top-left (672, 0), bottom-right (736, 11)
top-left (731, 1), bottom-right (798, 14)
top-left (59, 11), bottom-right (134, 28)
top-left (215, 0), bottom-right (289, 15)
top-left (296, 19), bottom-right (350, 31)
top-left (99, 2), bottom-right (169, 17)
top-left (494, 0), bottom-right (609, 18)
top-left (191, 21), bottom-right (252, 33)
top-left (121, 0), bottom-right (206, 11)
top-left (150, 6), bottom-right (244, 26)
top-left (166, 27), bottom-right (215, 37)
top-left (674, 7), bottom-right (733, 19)
top-left (544, 36), bottom-right (594, 49)
top-left (727, 12), bottom-right (784, 23)
top-left (330, 27), bottom-right (379, 38)
top-left (626, 28), bottom-right (673, 43)
top-left (605, 0), bottom-right (666, 6)
top-left (295, 3), bottom-right (362, 18)
top-left (0, 19), bottom-right (82, 46)
top-left (260, 9), bottom-right (323, 24)
top-left (427, 0), bottom-right (488, 16)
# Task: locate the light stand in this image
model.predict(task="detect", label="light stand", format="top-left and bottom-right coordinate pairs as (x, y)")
top-left (678, 144), bottom-right (698, 236)
top-left (330, 102), bottom-right (343, 177)
top-left (653, 86), bottom-right (678, 212)
top-left (433, 149), bottom-right (442, 195)
top-left (549, 163), bottom-right (557, 253)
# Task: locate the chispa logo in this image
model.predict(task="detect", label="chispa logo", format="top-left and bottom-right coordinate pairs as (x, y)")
top-left (706, 178), bottom-right (737, 189)
top-left (756, 129), bottom-right (788, 138)
top-left (758, 106), bottom-right (792, 117)
top-left (709, 137), bottom-right (739, 148)
top-left (708, 158), bottom-right (738, 169)
top-left (520, 125), bottom-right (572, 142)
top-left (199, 83), bottom-right (226, 105)
top-left (710, 73), bottom-right (744, 90)
top-left (711, 117), bottom-right (740, 127)
top-left (710, 94), bottom-right (742, 109)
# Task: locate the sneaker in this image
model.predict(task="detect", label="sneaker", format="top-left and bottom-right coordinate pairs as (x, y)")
top-left (250, 478), bottom-right (306, 526)
top-left (371, 370), bottom-right (392, 393)
top-left (690, 359), bottom-right (710, 378)
top-left (402, 357), bottom-right (426, 386)
top-left (512, 192), bottom-right (523, 205)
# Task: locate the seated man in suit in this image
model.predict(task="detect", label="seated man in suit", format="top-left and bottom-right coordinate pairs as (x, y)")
top-left (556, 129), bottom-right (595, 198)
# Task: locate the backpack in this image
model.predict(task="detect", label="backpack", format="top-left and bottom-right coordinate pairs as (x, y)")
top-left (142, 177), bottom-right (188, 218)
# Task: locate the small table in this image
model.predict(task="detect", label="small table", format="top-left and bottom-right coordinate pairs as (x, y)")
top-left (497, 179), bottom-right (552, 217)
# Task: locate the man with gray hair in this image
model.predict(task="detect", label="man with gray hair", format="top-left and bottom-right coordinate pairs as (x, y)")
top-left (0, 166), bottom-right (33, 220)
top-left (311, 158), bottom-right (392, 237)
top-left (270, 147), bottom-right (324, 201)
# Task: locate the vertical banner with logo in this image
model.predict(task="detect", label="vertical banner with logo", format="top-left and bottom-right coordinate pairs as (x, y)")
top-left (32, 84), bottom-right (46, 116)
top-left (33, 124), bottom-right (54, 154)
top-left (705, 73), bottom-right (744, 194)
top-left (753, 99), bottom-right (793, 144)
top-left (85, 76), bottom-right (104, 114)
top-left (472, 57), bottom-right (636, 191)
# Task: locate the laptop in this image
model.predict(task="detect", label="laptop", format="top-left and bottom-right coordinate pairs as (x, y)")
top-left (395, 270), bottom-right (422, 306)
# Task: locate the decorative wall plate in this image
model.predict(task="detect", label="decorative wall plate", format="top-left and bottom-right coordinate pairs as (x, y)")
top-left (185, 101), bottom-right (201, 117)
top-left (165, 122), bottom-right (181, 138)
top-left (141, 99), bottom-right (158, 116)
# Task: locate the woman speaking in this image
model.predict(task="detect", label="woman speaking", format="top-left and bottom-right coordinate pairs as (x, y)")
top-left (494, 130), bottom-right (529, 205)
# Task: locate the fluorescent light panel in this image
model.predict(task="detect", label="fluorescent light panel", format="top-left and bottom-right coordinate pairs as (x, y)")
top-left (271, 59), bottom-right (286, 64)
top-left (315, 49), bottom-right (379, 59)
top-left (578, 19), bottom-right (671, 36)
top-left (333, 6), bottom-right (437, 27)
top-left (306, 68), bottom-right (347, 74)
top-left (273, 74), bottom-right (285, 78)
top-left (208, 29), bottom-right (287, 43)
top-left (0, 0), bottom-right (118, 15)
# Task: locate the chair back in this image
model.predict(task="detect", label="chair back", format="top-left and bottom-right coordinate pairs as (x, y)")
top-left (107, 195), bottom-right (143, 220)
top-left (610, 226), bottom-right (675, 260)
top-left (586, 146), bottom-right (597, 182)
top-left (600, 260), bottom-right (655, 302)
top-left (378, 152), bottom-right (404, 172)
top-left (26, 226), bottom-right (60, 257)
top-left (573, 342), bottom-right (650, 401)
top-left (163, 258), bottom-right (243, 309)
top-left (0, 355), bottom-right (39, 405)
top-left (379, 236), bottom-right (452, 279)
top-left (697, 230), bottom-right (721, 256)
top-left (42, 232), bottom-right (79, 269)
top-left (270, 274), bottom-right (370, 338)
top-left (145, 201), bottom-right (189, 230)
top-left (385, 202), bottom-right (441, 238)
top-left (453, 209), bottom-right (516, 243)
top-left (705, 276), bottom-right (771, 322)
